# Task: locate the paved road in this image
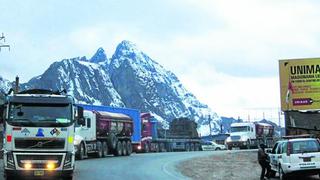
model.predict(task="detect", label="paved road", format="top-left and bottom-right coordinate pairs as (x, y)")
top-left (74, 151), bottom-right (215, 180)
top-left (0, 151), bottom-right (216, 180)
top-left (0, 150), bottom-right (319, 180)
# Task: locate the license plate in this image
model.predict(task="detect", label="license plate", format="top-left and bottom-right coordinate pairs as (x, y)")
top-left (303, 157), bottom-right (312, 162)
top-left (34, 170), bottom-right (44, 176)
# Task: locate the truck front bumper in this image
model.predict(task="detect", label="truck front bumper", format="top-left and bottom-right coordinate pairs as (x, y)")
top-left (5, 169), bottom-right (73, 179)
top-left (226, 141), bottom-right (247, 148)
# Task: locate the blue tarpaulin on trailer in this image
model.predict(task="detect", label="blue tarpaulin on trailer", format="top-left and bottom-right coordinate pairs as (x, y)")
top-left (78, 104), bottom-right (141, 143)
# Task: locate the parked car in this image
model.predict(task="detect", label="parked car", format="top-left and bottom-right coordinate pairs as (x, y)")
top-left (267, 137), bottom-right (320, 180)
top-left (201, 141), bottom-right (226, 151)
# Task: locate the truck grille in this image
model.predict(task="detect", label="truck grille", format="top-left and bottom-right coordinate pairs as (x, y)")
top-left (16, 154), bottom-right (63, 169)
top-left (231, 136), bottom-right (241, 140)
top-left (15, 138), bottom-right (65, 149)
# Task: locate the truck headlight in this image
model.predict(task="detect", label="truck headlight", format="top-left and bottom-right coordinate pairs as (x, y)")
top-left (74, 137), bottom-right (81, 146)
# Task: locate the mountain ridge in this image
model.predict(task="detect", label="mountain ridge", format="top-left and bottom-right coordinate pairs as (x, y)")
top-left (0, 40), bottom-right (221, 135)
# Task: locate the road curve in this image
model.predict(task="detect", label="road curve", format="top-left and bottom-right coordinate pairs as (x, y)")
top-left (74, 151), bottom-right (216, 180)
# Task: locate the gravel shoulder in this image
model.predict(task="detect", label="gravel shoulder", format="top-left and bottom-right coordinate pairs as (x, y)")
top-left (177, 150), bottom-right (262, 180)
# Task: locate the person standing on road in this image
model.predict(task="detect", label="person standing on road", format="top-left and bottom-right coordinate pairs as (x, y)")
top-left (258, 143), bottom-right (271, 180)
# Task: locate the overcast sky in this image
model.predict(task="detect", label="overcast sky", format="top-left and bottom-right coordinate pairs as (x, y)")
top-left (1, 0), bottom-right (320, 124)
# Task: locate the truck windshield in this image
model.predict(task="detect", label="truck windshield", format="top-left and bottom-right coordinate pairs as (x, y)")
top-left (8, 103), bottom-right (72, 127)
top-left (231, 126), bottom-right (249, 132)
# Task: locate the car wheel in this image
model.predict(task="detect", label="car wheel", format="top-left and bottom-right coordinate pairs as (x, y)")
top-left (215, 147), bottom-right (221, 151)
top-left (269, 170), bottom-right (276, 178)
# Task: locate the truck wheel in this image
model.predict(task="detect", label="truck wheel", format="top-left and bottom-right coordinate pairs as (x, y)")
top-left (246, 140), bottom-right (250, 149)
top-left (160, 143), bottom-right (166, 152)
top-left (78, 142), bottom-right (86, 160)
top-left (102, 141), bottom-right (108, 157)
top-left (114, 141), bottom-right (123, 156)
top-left (185, 143), bottom-right (190, 151)
top-left (190, 143), bottom-right (195, 151)
top-left (144, 143), bottom-right (150, 153)
top-left (194, 144), bottom-right (199, 151)
top-left (96, 141), bottom-right (103, 158)
top-left (122, 141), bottom-right (127, 156)
top-left (126, 141), bottom-right (132, 156)
top-left (108, 134), bottom-right (118, 150)
top-left (155, 144), bottom-right (160, 153)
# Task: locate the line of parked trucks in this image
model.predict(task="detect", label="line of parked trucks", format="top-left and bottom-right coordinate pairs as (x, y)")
top-left (0, 82), bottom-right (202, 179)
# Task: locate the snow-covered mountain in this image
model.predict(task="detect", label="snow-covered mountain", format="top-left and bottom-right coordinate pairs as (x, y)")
top-left (0, 40), bottom-right (221, 135)
top-left (0, 76), bottom-right (11, 94)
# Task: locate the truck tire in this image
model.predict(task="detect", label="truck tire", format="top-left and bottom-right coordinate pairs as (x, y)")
top-left (126, 141), bottom-right (132, 156)
top-left (114, 141), bottom-right (123, 156)
top-left (190, 143), bottom-right (195, 151)
top-left (96, 141), bottom-right (103, 158)
top-left (195, 143), bottom-right (200, 151)
top-left (102, 141), bottom-right (108, 157)
top-left (122, 141), bottom-right (127, 156)
top-left (107, 134), bottom-right (118, 150)
top-left (246, 140), bottom-right (250, 149)
top-left (185, 143), bottom-right (190, 151)
top-left (160, 143), bottom-right (166, 152)
top-left (78, 142), bottom-right (86, 160)
top-left (155, 143), bottom-right (160, 153)
top-left (144, 143), bottom-right (150, 153)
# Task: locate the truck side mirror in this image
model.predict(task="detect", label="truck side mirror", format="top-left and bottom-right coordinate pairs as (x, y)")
top-left (77, 106), bottom-right (85, 126)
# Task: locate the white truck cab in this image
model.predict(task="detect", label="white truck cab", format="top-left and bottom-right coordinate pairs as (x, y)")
top-left (0, 89), bottom-right (83, 180)
top-left (226, 122), bottom-right (256, 149)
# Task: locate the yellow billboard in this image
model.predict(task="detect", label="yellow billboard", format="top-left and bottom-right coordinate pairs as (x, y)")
top-left (279, 58), bottom-right (320, 111)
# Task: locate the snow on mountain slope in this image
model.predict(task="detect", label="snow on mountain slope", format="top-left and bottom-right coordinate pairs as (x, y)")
top-left (3, 40), bottom-right (221, 136)
top-left (0, 76), bottom-right (11, 94)
top-left (22, 57), bottom-right (124, 107)
top-left (108, 40), bottom-right (220, 134)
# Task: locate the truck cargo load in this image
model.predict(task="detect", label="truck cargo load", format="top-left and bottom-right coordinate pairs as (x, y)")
top-left (74, 104), bottom-right (137, 159)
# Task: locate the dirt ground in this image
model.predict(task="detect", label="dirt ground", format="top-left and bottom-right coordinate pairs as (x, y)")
top-left (177, 150), bottom-right (262, 180)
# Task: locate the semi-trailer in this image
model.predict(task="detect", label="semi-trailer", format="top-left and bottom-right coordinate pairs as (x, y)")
top-left (134, 113), bottom-right (202, 152)
top-left (225, 122), bottom-right (274, 150)
top-left (74, 104), bottom-right (137, 159)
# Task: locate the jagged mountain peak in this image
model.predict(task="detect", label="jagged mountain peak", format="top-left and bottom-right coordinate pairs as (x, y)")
top-left (90, 47), bottom-right (107, 63)
top-left (0, 42), bottom-right (222, 136)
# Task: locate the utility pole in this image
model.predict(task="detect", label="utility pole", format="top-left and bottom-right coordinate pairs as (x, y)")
top-left (0, 33), bottom-right (10, 51)
top-left (208, 115), bottom-right (212, 136)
